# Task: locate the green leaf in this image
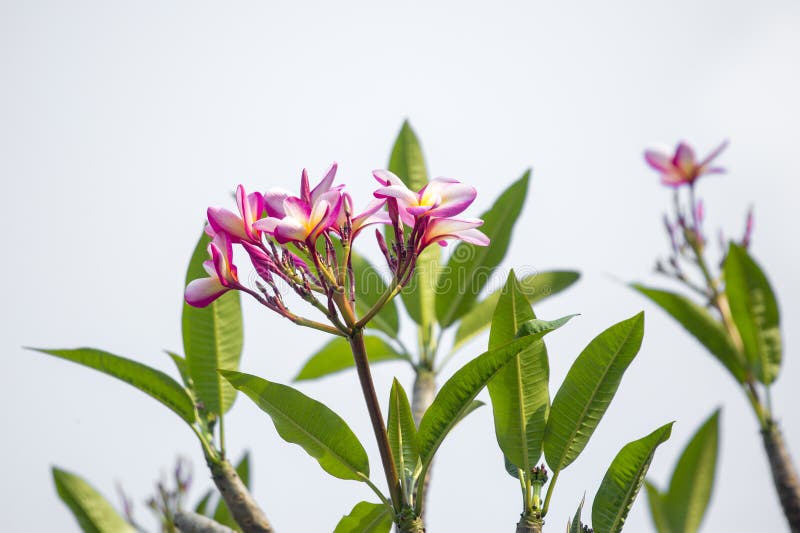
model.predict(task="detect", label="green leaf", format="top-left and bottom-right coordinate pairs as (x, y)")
top-left (544, 312), bottom-right (645, 473)
top-left (592, 422), bottom-right (673, 533)
top-left (417, 315), bottom-right (573, 469)
top-left (352, 253), bottom-right (399, 338)
top-left (401, 245), bottom-right (440, 351)
top-left (221, 370), bottom-right (370, 481)
top-left (662, 409), bottom-right (720, 533)
top-left (453, 271), bottom-right (580, 353)
top-left (504, 455), bottom-right (521, 479)
top-left (631, 284), bottom-right (746, 383)
top-left (436, 171), bottom-right (531, 328)
top-left (213, 452), bottom-right (251, 530)
top-left (487, 272), bottom-right (549, 473)
top-left (294, 336), bottom-right (406, 381)
top-left (52, 467), bottom-right (134, 533)
top-left (165, 350), bottom-right (193, 389)
top-left (194, 490), bottom-right (213, 515)
top-left (388, 120), bottom-right (428, 193)
top-left (644, 482), bottom-right (670, 533)
top-left (333, 501), bottom-right (393, 533)
top-left (724, 243), bottom-right (782, 384)
top-left (183, 229), bottom-right (244, 416)
top-left (32, 348), bottom-right (196, 425)
top-left (387, 379), bottom-right (420, 484)
top-left (569, 496), bottom-right (586, 533)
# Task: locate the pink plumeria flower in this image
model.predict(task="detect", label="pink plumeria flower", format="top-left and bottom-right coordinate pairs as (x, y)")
top-left (256, 163), bottom-right (351, 244)
top-left (207, 185), bottom-right (265, 243)
top-left (185, 232), bottom-right (241, 307)
top-left (420, 216), bottom-right (490, 249)
top-left (336, 193), bottom-right (390, 238)
top-left (372, 170), bottom-right (477, 226)
top-left (255, 191), bottom-right (342, 244)
top-left (644, 140), bottom-right (728, 187)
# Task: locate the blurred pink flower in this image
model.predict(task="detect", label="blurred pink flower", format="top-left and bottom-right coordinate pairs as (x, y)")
top-left (644, 140), bottom-right (728, 187)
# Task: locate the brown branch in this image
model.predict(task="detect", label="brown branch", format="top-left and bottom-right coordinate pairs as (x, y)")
top-left (208, 459), bottom-right (275, 533)
top-left (762, 421), bottom-right (800, 532)
top-left (174, 511), bottom-right (236, 533)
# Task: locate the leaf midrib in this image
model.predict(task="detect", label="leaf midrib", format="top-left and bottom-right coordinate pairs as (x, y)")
top-left (247, 383), bottom-right (367, 479)
top-left (553, 324), bottom-right (638, 471)
top-left (609, 449), bottom-right (657, 532)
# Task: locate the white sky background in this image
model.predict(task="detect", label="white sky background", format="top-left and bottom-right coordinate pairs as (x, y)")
top-left (2, 1), bottom-right (799, 531)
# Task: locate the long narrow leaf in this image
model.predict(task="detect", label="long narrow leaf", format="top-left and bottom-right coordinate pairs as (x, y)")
top-left (592, 422), bottom-right (674, 533)
top-left (417, 315), bottom-right (574, 468)
top-left (221, 371), bottom-right (370, 481)
top-left (32, 348), bottom-right (196, 424)
top-left (333, 501), bottom-right (393, 533)
top-left (487, 272), bottom-right (549, 473)
top-left (52, 467), bottom-right (134, 533)
top-left (387, 379), bottom-right (420, 483)
top-left (644, 482), bottom-right (670, 533)
top-left (569, 496), bottom-right (586, 533)
top-left (453, 270), bottom-right (580, 353)
top-left (436, 171), bottom-right (530, 328)
top-left (183, 229), bottom-right (243, 416)
top-left (294, 336), bottom-right (406, 381)
top-left (544, 312), bottom-right (645, 473)
top-left (662, 409), bottom-right (720, 533)
top-left (724, 243), bottom-right (781, 384)
top-left (632, 284), bottom-right (746, 383)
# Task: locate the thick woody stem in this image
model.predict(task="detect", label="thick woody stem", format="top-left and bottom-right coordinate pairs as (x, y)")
top-left (761, 421), bottom-right (800, 533)
top-left (515, 515), bottom-right (543, 533)
top-left (174, 511), bottom-right (236, 533)
top-left (411, 368), bottom-right (436, 517)
top-left (208, 459), bottom-right (274, 533)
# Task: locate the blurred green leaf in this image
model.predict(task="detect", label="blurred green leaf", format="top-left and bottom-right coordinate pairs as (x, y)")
top-left (222, 371), bottom-right (370, 482)
top-left (294, 336), bottom-right (406, 381)
top-left (52, 467), bottom-right (134, 533)
top-left (724, 243), bottom-right (781, 384)
top-left (352, 253), bottom-right (399, 338)
top-left (644, 481), bottom-right (670, 533)
top-left (165, 350), bottom-right (193, 389)
top-left (333, 501), bottom-right (392, 533)
top-left (194, 490), bottom-right (213, 515)
top-left (388, 120), bottom-right (428, 193)
top-left (487, 272), bottom-right (549, 473)
top-left (544, 313), bottom-right (645, 473)
top-left (33, 348), bottom-right (196, 425)
top-left (417, 315), bottom-right (573, 470)
top-left (631, 284), bottom-right (746, 383)
top-left (436, 171), bottom-right (530, 328)
top-left (652, 409), bottom-right (720, 533)
top-left (453, 270), bottom-right (580, 353)
top-left (592, 422), bottom-right (674, 533)
top-left (183, 229), bottom-right (243, 415)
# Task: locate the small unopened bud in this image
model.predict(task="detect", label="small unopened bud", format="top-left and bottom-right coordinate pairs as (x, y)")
top-left (530, 463), bottom-right (548, 485)
top-left (742, 207), bottom-right (754, 249)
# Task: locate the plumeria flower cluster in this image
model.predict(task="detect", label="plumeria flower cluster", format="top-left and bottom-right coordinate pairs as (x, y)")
top-left (644, 140), bottom-right (753, 297)
top-left (185, 164), bottom-right (489, 336)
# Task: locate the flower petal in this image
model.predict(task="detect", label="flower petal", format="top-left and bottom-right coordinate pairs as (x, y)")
top-left (673, 142), bottom-right (696, 174)
top-left (264, 188), bottom-right (290, 218)
top-left (207, 207), bottom-right (248, 241)
top-left (273, 217), bottom-right (308, 244)
top-left (185, 277), bottom-right (229, 307)
top-left (644, 149), bottom-right (674, 172)
top-left (311, 162), bottom-right (338, 203)
top-left (699, 140), bottom-right (729, 169)
top-left (252, 217), bottom-right (281, 234)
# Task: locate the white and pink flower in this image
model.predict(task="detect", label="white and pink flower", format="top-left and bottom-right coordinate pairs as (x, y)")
top-left (644, 140), bottom-right (728, 187)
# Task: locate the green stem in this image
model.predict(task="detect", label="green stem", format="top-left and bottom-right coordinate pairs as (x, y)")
top-left (348, 330), bottom-right (403, 511)
top-left (219, 414), bottom-right (226, 458)
top-left (541, 470), bottom-right (559, 518)
top-left (355, 280), bottom-right (403, 329)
